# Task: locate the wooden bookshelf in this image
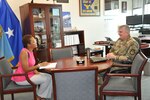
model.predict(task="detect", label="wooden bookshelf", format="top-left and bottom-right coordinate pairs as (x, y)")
top-left (64, 30), bottom-right (85, 56)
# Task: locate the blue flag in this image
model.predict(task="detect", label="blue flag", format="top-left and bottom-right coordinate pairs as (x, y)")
top-left (0, 26), bottom-right (14, 64)
top-left (0, 0), bottom-right (23, 66)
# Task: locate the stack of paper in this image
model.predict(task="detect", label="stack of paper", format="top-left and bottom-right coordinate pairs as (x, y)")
top-left (39, 62), bottom-right (57, 69)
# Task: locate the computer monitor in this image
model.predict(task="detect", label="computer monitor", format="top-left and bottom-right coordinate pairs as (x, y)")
top-left (126, 15), bottom-right (142, 25)
top-left (143, 14), bottom-right (150, 24)
top-left (105, 37), bottom-right (113, 41)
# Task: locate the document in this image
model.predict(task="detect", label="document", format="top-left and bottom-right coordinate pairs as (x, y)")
top-left (39, 62), bottom-right (57, 69)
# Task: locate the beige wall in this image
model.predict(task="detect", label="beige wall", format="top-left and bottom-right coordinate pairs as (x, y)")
top-left (7, 0), bottom-right (133, 48)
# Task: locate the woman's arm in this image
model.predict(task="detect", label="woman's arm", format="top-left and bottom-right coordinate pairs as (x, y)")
top-left (20, 50), bottom-right (39, 73)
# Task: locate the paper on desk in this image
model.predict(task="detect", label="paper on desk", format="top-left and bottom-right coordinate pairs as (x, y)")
top-left (39, 62), bottom-right (57, 69)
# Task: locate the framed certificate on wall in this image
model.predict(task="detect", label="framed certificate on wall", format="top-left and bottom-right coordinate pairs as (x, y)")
top-left (56, 0), bottom-right (69, 3)
top-left (79, 0), bottom-right (100, 16)
top-left (105, 0), bottom-right (119, 10)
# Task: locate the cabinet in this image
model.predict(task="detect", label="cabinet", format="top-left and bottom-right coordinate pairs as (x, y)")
top-left (64, 30), bottom-right (85, 56)
top-left (20, 3), bottom-right (64, 61)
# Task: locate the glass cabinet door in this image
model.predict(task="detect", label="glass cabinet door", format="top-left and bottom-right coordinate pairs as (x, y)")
top-left (49, 7), bottom-right (62, 48)
top-left (32, 7), bottom-right (48, 49)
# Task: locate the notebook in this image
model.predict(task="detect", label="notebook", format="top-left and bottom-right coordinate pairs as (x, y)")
top-left (39, 62), bottom-right (57, 69)
top-left (90, 56), bottom-right (107, 63)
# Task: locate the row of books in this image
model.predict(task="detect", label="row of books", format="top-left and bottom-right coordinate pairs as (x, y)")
top-left (64, 34), bottom-right (80, 46)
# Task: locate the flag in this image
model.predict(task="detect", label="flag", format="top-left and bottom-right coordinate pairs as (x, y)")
top-left (0, 0), bottom-right (23, 66)
top-left (0, 25), bottom-right (14, 63)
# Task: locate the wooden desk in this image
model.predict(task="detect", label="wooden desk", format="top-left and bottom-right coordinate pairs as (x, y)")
top-left (139, 36), bottom-right (150, 43)
top-left (43, 57), bottom-right (113, 73)
top-left (139, 37), bottom-right (150, 57)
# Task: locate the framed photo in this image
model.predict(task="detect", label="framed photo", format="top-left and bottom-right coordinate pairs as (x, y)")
top-left (132, 0), bottom-right (142, 9)
top-left (63, 12), bottom-right (72, 31)
top-left (105, 0), bottom-right (119, 10)
top-left (79, 0), bottom-right (100, 16)
top-left (56, 0), bottom-right (69, 3)
top-left (121, 1), bottom-right (127, 13)
top-left (104, 0), bottom-right (119, 15)
top-left (146, 0), bottom-right (150, 4)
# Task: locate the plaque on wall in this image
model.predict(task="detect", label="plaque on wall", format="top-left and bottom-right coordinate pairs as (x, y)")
top-left (56, 0), bottom-right (69, 3)
top-left (79, 0), bottom-right (100, 16)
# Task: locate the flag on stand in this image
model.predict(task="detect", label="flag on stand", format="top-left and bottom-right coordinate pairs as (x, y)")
top-left (0, 25), bottom-right (14, 64)
top-left (0, 0), bottom-right (23, 66)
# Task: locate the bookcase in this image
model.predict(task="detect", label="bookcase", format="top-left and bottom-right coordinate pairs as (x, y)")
top-left (20, 3), bottom-right (64, 62)
top-left (64, 30), bottom-right (85, 56)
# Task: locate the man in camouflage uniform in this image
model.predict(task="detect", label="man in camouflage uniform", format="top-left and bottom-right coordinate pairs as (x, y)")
top-left (106, 25), bottom-right (139, 72)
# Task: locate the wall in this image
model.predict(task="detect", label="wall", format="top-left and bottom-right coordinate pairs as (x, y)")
top-left (7, 0), bottom-right (133, 48)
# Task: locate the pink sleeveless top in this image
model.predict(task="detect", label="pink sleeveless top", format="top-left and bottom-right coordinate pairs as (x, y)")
top-left (11, 48), bottom-right (35, 82)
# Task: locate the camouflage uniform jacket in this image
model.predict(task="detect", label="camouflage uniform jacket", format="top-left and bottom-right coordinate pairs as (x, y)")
top-left (109, 36), bottom-right (139, 61)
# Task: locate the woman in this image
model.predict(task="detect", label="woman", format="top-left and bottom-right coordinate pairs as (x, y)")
top-left (11, 35), bottom-right (52, 100)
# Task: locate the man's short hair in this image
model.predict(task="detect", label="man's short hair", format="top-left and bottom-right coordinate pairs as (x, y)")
top-left (118, 25), bottom-right (130, 34)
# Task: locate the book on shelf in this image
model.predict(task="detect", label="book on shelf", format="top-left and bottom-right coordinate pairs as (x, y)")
top-left (64, 34), bottom-right (80, 46)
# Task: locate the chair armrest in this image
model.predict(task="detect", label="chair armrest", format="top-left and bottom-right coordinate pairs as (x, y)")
top-left (24, 73), bottom-right (36, 86)
top-left (107, 73), bottom-right (139, 77)
top-left (100, 75), bottom-right (111, 90)
top-left (112, 62), bottom-right (132, 68)
top-left (0, 73), bottom-right (36, 86)
top-left (1, 73), bottom-right (27, 77)
top-left (11, 66), bottom-right (18, 70)
top-left (100, 73), bottom-right (139, 91)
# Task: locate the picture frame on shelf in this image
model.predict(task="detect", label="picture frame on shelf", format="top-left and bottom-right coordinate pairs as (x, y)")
top-left (79, 0), bottom-right (100, 16)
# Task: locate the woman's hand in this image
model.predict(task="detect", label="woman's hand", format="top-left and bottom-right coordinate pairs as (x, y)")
top-left (39, 62), bottom-right (49, 66)
top-left (34, 70), bottom-right (40, 74)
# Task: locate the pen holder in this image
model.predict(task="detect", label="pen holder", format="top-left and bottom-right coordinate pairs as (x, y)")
top-left (76, 60), bottom-right (85, 64)
top-left (76, 57), bottom-right (85, 64)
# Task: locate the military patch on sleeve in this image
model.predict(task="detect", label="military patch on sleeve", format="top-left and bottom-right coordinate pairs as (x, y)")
top-left (130, 49), bottom-right (136, 55)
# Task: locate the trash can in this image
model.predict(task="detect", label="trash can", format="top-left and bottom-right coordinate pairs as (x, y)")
top-left (144, 58), bottom-right (150, 76)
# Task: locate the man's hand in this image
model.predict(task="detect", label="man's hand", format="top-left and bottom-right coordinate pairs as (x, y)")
top-left (106, 53), bottom-right (117, 60)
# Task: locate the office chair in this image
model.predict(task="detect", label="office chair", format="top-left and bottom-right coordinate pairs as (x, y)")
top-left (51, 67), bottom-right (98, 100)
top-left (100, 51), bottom-right (147, 100)
top-left (133, 37), bottom-right (141, 49)
top-left (50, 47), bottom-right (73, 61)
top-left (0, 57), bottom-right (37, 100)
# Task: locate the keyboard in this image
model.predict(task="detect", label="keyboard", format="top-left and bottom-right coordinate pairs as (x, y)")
top-left (90, 56), bottom-right (107, 63)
